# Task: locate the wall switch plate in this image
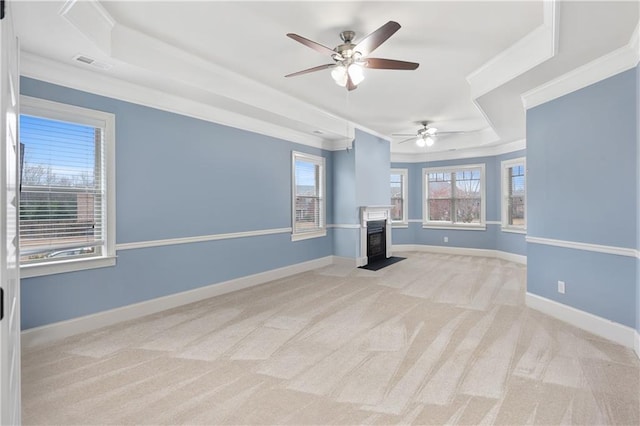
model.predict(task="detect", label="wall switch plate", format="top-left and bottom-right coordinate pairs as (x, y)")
top-left (557, 280), bottom-right (565, 294)
top-left (443, 236), bottom-right (448, 243)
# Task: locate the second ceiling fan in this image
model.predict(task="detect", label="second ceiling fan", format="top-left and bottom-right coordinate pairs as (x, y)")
top-left (394, 122), bottom-right (470, 147)
top-left (285, 21), bottom-right (419, 91)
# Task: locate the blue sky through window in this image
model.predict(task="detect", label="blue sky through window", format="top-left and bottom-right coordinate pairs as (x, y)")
top-left (20, 114), bottom-right (97, 187)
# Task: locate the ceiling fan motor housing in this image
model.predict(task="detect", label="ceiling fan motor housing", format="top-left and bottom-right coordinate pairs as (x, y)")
top-left (339, 30), bottom-right (356, 43)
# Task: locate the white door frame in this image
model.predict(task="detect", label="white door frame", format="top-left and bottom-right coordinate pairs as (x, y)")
top-left (0, 0), bottom-right (21, 423)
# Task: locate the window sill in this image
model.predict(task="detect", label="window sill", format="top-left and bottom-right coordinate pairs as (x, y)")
top-left (291, 229), bottom-right (327, 242)
top-left (422, 223), bottom-right (487, 231)
top-left (391, 223), bottom-right (409, 228)
top-left (501, 227), bottom-right (527, 234)
top-left (21, 255), bottom-right (117, 278)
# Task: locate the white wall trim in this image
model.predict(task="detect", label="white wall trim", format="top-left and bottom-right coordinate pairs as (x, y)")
top-left (526, 236), bottom-right (638, 258)
top-left (21, 256), bottom-right (116, 279)
top-left (21, 255), bottom-right (335, 348)
top-left (116, 227), bottom-right (292, 251)
top-left (21, 53), bottom-right (335, 150)
top-left (328, 224), bottom-right (360, 229)
top-left (392, 244), bottom-right (527, 265)
top-left (522, 24), bottom-right (640, 109)
top-left (391, 139), bottom-right (526, 163)
top-left (635, 330), bottom-right (640, 359)
top-left (496, 250), bottom-right (527, 265)
top-left (331, 255), bottom-right (358, 268)
top-left (526, 293), bottom-right (636, 351)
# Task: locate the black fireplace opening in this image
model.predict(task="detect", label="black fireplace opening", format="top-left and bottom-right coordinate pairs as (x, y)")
top-left (366, 220), bottom-right (387, 264)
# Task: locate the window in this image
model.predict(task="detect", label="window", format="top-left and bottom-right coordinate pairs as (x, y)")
top-left (19, 96), bottom-right (115, 277)
top-left (423, 164), bottom-right (486, 229)
top-left (390, 168), bottom-right (408, 226)
top-left (501, 157), bottom-right (526, 232)
top-left (292, 151), bottom-right (326, 241)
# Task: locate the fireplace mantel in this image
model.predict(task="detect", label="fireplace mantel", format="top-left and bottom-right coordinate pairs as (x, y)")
top-left (359, 206), bottom-right (393, 266)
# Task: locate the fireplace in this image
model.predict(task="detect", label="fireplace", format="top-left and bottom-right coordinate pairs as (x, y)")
top-left (366, 220), bottom-right (387, 263)
top-left (359, 206), bottom-right (392, 266)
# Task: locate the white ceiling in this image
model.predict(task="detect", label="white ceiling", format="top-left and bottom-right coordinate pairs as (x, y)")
top-left (12, 1), bottom-right (640, 158)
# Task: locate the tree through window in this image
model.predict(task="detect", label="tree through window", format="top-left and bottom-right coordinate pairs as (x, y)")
top-left (423, 164), bottom-right (485, 227)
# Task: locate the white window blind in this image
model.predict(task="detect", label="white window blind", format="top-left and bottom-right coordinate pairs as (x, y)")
top-left (19, 112), bottom-right (106, 264)
top-left (292, 151), bottom-right (325, 240)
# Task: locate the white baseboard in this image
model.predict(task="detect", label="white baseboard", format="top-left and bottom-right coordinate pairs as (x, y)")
top-left (21, 255), bottom-right (334, 349)
top-left (525, 292), bottom-right (637, 351)
top-left (392, 244), bottom-right (527, 265)
top-left (332, 256), bottom-right (358, 268)
top-left (495, 250), bottom-right (527, 265)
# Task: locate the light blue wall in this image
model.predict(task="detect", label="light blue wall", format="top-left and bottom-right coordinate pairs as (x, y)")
top-left (355, 129), bottom-right (391, 207)
top-left (331, 147), bottom-right (357, 258)
top-left (20, 77), bottom-right (334, 329)
top-left (391, 150), bottom-right (527, 255)
top-left (527, 68), bottom-right (637, 327)
top-left (528, 244), bottom-right (636, 326)
top-left (332, 149), bottom-right (356, 225)
top-left (527, 69), bottom-right (637, 249)
top-left (332, 129), bottom-right (391, 259)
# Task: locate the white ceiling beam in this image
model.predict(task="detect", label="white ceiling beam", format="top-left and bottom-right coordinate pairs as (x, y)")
top-left (466, 0), bottom-right (558, 99)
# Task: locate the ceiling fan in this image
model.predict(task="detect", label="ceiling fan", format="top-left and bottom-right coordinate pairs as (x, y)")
top-left (393, 121), bottom-right (468, 147)
top-left (285, 21), bottom-right (419, 91)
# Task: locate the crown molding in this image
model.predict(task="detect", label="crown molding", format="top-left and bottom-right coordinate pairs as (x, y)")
top-left (54, 0), bottom-right (357, 145)
top-left (466, 0), bottom-right (559, 99)
top-left (391, 139), bottom-right (526, 163)
top-left (21, 53), bottom-right (342, 151)
top-left (522, 21), bottom-right (640, 110)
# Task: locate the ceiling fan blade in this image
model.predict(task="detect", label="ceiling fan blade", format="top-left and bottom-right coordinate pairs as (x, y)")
top-left (392, 133), bottom-right (417, 137)
top-left (355, 21), bottom-right (401, 56)
top-left (397, 137), bottom-right (416, 144)
top-left (436, 130), bottom-right (471, 135)
top-left (287, 33), bottom-right (336, 56)
top-left (285, 64), bottom-right (335, 78)
top-left (365, 58), bottom-right (419, 70)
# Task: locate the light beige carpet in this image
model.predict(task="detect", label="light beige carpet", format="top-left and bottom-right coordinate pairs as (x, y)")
top-left (22, 252), bottom-right (640, 425)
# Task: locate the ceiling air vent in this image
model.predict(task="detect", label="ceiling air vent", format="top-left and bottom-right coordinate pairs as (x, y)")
top-left (72, 54), bottom-right (112, 70)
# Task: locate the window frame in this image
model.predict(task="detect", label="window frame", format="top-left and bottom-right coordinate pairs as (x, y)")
top-left (291, 151), bottom-right (326, 241)
top-left (390, 168), bottom-right (408, 227)
top-left (501, 157), bottom-right (526, 233)
top-left (20, 96), bottom-right (116, 278)
top-left (422, 163), bottom-right (486, 230)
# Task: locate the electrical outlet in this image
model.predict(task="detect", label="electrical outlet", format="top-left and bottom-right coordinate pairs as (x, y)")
top-left (443, 236), bottom-right (448, 243)
top-left (557, 280), bottom-right (565, 294)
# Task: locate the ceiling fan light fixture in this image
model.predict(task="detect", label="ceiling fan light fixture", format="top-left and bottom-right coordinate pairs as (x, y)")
top-left (416, 137), bottom-right (426, 147)
top-left (348, 63), bottom-right (365, 85)
top-left (331, 65), bottom-right (348, 86)
top-left (425, 136), bottom-right (435, 147)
